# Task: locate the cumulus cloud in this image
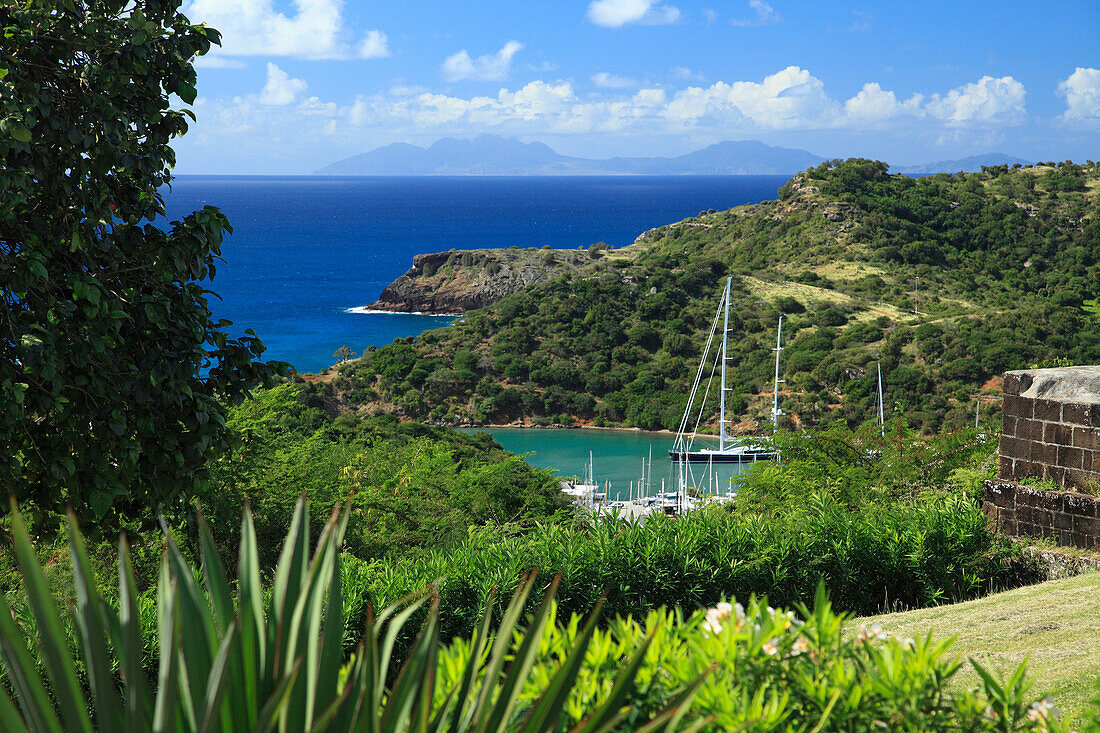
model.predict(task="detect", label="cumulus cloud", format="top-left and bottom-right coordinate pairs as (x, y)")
top-left (844, 82), bottom-right (922, 123)
top-left (358, 30), bottom-right (391, 59)
top-left (442, 41), bottom-right (523, 82)
top-left (925, 75), bottom-right (1026, 125)
top-left (259, 63), bottom-right (307, 105)
top-left (664, 66), bottom-right (839, 129)
top-left (586, 0), bottom-right (681, 28)
top-left (592, 72), bottom-right (637, 88)
top-left (183, 0), bottom-right (389, 60)
top-left (1058, 67), bottom-right (1100, 121)
top-left (730, 0), bottom-right (780, 27)
top-left (184, 0), bottom-right (342, 57)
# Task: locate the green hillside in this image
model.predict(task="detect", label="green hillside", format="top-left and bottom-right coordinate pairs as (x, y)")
top-left (322, 159), bottom-right (1100, 434)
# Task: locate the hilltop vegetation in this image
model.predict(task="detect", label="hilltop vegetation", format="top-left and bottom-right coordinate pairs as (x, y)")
top-left (325, 159), bottom-right (1100, 434)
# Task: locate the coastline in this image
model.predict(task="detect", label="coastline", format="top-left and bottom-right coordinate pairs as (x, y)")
top-left (345, 305), bottom-right (461, 317)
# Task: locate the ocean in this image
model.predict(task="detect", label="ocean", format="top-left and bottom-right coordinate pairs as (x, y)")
top-left (161, 175), bottom-right (787, 373)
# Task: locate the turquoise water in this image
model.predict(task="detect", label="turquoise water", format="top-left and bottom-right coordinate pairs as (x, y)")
top-left (461, 427), bottom-right (760, 500)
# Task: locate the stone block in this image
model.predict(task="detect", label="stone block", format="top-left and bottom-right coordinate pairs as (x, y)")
top-left (1017, 418), bottom-right (1044, 443)
top-left (1073, 514), bottom-right (1100, 537)
top-left (1045, 422), bottom-right (1073, 446)
top-left (984, 480), bottom-right (1014, 506)
top-left (1002, 415), bottom-right (1018, 438)
top-left (1057, 445), bottom-right (1085, 470)
top-left (1031, 442), bottom-right (1057, 466)
top-left (1004, 394), bottom-right (1033, 419)
top-left (1034, 398), bottom-right (1063, 422)
top-left (1057, 529), bottom-right (1078, 547)
top-left (1015, 461), bottom-right (1043, 481)
top-left (1054, 511), bottom-right (1075, 531)
top-left (1062, 401), bottom-right (1094, 426)
top-left (1003, 371), bottom-right (1033, 396)
top-left (997, 454), bottom-right (1014, 481)
top-left (1000, 435), bottom-right (1031, 461)
top-left (1045, 465), bottom-right (1067, 487)
top-left (1073, 427), bottom-right (1100, 451)
top-left (1063, 492), bottom-right (1098, 516)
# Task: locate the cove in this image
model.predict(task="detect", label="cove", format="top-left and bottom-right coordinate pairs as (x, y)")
top-left (460, 427), bottom-right (762, 500)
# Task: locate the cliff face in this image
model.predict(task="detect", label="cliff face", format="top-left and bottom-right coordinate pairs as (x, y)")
top-left (367, 248), bottom-right (595, 314)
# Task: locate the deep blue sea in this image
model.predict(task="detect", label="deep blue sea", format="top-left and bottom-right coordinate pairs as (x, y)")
top-left (161, 176), bottom-right (786, 373)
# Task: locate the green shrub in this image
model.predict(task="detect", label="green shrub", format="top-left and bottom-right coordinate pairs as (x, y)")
top-left (441, 589), bottom-right (1057, 731)
top-left (339, 491), bottom-right (1032, 653)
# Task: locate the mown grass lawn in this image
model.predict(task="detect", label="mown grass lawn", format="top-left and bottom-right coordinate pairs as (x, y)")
top-left (856, 571), bottom-right (1100, 727)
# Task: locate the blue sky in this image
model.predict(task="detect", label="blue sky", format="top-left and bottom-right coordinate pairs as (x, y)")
top-left (175, 0), bottom-right (1100, 174)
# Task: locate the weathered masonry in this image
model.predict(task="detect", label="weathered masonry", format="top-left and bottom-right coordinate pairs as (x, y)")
top-left (998, 367), bottom-right (1100, 490)
top-left (985, 366), bottom-right (1100, 549)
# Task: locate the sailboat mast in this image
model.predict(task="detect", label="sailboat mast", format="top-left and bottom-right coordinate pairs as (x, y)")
top-left (719, 277), bottom-right (731, 451)
top-left (877, 362), bottom-right (885, 436)
top-left (771, 315), bottom-right (784, 433)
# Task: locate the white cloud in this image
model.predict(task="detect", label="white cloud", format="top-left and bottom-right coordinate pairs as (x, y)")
top-left (701, 8), bottom-right (717, 24)
top-left (1058, 67), bottom-right (1100, 121)
top-left (184, 0), bottom-right (342, 57)
top-left (442, 41), bottom-right (523, 82)
top-left (193, 55), bottom-right (246, 69)
top-left (664, 66), bottom-right (839, 129)
top-left (586, 0), bottom-right (681, 28)
top-left (730, 0), bottom-right (780, 27)
top-left (259, 63), bottom-right (307, 105)
top-left (358, 30), bottom-right (391, 59)
top-left (844, 82), bottom-right (922, 123)
top-left (592, 72), bottom-right (637, 88)
top-left (183, 0), bottom-right (390, 60)
top-left (925, 75), bottom-right (1026, 125)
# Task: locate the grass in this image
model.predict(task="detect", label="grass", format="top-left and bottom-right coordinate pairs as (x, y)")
top-left (741, 274), bottom-right (909, 322)
top-left (856, 570), bottom-right (1100, 726)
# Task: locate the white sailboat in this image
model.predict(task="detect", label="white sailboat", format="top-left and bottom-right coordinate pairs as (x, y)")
top-left (669, 276), bottom-right (781, 464)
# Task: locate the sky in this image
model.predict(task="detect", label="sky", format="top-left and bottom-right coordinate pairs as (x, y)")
top-left (174, 0), bottom-right (1100, 174)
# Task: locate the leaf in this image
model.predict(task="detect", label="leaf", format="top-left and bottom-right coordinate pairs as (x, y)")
top-left (177, 81), bottom-right (197, 105)
top-left (11, 124), bottom-right (30, 142)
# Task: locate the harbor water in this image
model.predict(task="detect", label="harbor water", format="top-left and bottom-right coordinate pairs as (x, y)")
top-left (461, 427), bottom-right (765, 500)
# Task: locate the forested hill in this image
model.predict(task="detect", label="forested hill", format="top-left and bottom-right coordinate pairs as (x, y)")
top-left (317, 160), bottom-right (1100, 435)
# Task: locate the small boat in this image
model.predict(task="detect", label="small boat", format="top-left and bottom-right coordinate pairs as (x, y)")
top-left (669, 276), bottom-right (781, 464)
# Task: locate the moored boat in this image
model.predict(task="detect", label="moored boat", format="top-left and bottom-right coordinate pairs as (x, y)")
top-left (669, 276), bottom-right (782, 464)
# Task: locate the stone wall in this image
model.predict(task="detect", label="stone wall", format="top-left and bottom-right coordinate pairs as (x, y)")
top-left (983, 480), bottom-right (1100, 549)
top-left (997, 367), bottom-right (1100, 491)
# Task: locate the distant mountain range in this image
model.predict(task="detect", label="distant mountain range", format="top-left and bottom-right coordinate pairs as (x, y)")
top-left (315, 135), bottom-right (1029, 177)
top-left (892, 153), bottom-right (1032, 175)
top-left (316, 136), bottom-right (824, 176)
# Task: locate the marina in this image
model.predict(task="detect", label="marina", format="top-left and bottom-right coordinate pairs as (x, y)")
top-left (461, 426), bottom-right (765, 512)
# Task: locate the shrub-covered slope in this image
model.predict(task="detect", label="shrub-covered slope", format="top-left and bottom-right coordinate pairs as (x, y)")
top-left (327, 159), bottom-right (1100, 433)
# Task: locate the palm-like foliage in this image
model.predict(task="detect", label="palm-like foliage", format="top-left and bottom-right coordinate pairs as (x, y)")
top-left (0, 498), bottom-right (694, 732)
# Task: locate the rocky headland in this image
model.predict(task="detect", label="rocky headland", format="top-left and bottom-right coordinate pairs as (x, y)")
top-left (366, 247), bottom-right (597, 314)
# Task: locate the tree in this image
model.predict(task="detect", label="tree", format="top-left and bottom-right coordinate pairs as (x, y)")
top-left (333, 344), bottom-right (353, 362)
top-left (0, 0), bottom-right (284, 522)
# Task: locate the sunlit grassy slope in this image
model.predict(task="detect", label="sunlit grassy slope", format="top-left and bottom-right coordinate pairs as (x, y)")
top-left (857, 571), bottom-right (1100, 726)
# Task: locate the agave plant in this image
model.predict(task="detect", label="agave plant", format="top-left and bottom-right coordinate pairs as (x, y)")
top-left (0, 497), bottom-right (702, 732)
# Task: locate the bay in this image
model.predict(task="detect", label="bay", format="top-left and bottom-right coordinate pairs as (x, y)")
top-left (161, 175), bottom-right (787, 373)
top-left (462, 427), bottom-right (761, 500)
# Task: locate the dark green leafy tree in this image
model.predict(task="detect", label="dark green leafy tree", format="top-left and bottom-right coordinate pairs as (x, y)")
top-left (0, 0), bottom-right (284, 522)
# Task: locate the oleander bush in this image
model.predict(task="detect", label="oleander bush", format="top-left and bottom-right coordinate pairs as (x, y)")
top-left (339, 490), bottom-right (1036, 656)
top-left (443, 590), bottom-right (1062, 731)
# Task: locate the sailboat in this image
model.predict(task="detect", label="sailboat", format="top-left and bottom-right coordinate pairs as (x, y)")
top-left (669, 277), bottom-right (781, 464)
